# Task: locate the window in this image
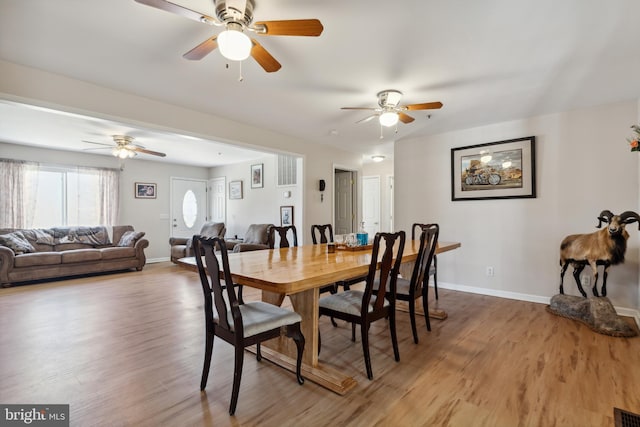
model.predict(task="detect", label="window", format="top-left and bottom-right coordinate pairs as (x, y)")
top-left (0, 160), bottom-right (119, 228)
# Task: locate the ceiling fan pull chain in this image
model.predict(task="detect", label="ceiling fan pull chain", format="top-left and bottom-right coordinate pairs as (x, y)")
top-left (238, 61), bottom-right (244, 82)
top-left (379, 123), bottom-right (384, 139)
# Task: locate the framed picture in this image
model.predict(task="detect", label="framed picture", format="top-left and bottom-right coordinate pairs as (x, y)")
top-left (251, 163), bottom-right (264, 188)
top-left (451, 136), bottom-right (536, 201)
top-left (229, 180), bottom-right (243, 200)
top-left (280, 205), bottom-right (294, 226)
top-left (135, 182), bottom-right (157, 199)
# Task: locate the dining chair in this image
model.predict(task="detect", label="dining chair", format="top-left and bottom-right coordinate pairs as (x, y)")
top-left (193, 235), bottom-right (305, 415)
top-left (268, 225), bottom-right (298, 249)
top-left (318, 231), bottom-right (405, 380)
top-left (310, 224), bottom-right (334, 244)
top-left (412, 223), bottom-right (439, 300)
top-left (397, 224), bottom-right (439, 343)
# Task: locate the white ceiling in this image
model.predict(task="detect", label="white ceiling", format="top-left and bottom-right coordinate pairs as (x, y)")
top-left (1, 0), bottom-right (640, 166)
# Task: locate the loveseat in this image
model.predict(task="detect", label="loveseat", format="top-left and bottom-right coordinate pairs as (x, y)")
top-left (169, 221), bottom-right (226, 263)
top-left (224, 224), bottom-right (274, 252)
top-left (0, 225), bottom-right (148, 287)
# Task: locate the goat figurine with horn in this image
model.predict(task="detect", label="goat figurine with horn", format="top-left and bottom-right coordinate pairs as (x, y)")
top-left (559, 210), bottom-right (640, 297)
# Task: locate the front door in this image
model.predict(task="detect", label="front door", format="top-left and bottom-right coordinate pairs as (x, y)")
top-left (171, 177), bottom-right (207, 238)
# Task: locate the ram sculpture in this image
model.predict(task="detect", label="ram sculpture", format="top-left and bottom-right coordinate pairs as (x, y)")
top-left (559, 210), bottom-right (640, 297)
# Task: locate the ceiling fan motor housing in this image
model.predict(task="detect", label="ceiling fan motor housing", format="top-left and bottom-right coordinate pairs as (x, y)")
top-left (377, 90), bottom-right (403, 108)
top-left (215, 0), bottom-right (255, 25)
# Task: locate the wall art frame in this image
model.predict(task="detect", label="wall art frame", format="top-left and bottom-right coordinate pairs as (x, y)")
top-left (451, 136), bottom-right (536, 201)
top-left (135, 182), bottom-right (157, 199)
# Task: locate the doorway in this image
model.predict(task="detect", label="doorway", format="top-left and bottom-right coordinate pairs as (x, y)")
top-left (210, 177), bottom-right (226, 224)
top-left (170, 177), bottom-right (207, 238)
top-left (334, 168), bottom-right (357, 234)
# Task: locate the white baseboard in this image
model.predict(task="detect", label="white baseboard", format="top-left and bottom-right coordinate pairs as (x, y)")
top-left (436, 281), bottom-right (640, 330)
top-left (147, 257), bottom-right (170, 264)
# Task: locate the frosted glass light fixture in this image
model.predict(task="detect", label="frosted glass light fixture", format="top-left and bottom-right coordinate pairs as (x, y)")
top-left (218, 24), bottom-right (252, 61)
top-left (379, 111), bottom-right (399, 127)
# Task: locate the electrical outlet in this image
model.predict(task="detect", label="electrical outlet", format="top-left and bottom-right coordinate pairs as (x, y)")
top-left (486, 266), bottom-right (494, 277)
top-left (581, 275), bottom-right (590, 287)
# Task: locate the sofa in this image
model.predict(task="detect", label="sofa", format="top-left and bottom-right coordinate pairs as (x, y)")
top-left (169, 222), bottom-right (226, 263)
top-left (0, 225), bottom-right (148, 287)
top-left (224, 223), bottom-right (273, 252)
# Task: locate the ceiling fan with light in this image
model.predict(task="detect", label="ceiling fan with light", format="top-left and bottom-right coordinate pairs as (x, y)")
top-left (341, 90), bottom-right (443, 129)
top-left (134, 0), bottom-right (324, 73)
top-left (83, 135), bottom-right (167, 159)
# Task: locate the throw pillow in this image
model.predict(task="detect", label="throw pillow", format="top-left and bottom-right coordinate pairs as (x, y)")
top-left (117, 231), bottom-right (145, 247)
top-left (0, 231), bottom-right (36, 254)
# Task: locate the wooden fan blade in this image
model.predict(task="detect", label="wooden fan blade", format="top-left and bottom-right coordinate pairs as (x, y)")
top-left (253, 19), bottom-right (324, 36)
top-left (341, 107), bottom-right (377, 111)
top-left (134, 0), bottom-right (215, 24)
top-left (404, 101), bottom-right (443, 111)
top-left (183, 36), bottom-right (218, 60)
top-left (398, 112), bottom-right (415, 124)
top-left (356, 114), bottom-right (379, 124)
top-left (131, 146), bottom-right (167, 157)
top-left (250, 39), bottom-right (281, 72)
top-left (82, 140), bottom-right (112, 147)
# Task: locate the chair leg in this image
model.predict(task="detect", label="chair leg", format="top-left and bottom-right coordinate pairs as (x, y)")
top-left (351, 322), bottom-right (356, 342)
top-left (422, 287), bottom-right (431, 332)
top-left (409, 298), bottom-right (419, 344)
top-left (287, 323), bottom-right (306, 385)
top-left (200, 330), bottom-right (214, 390)
top-left (361, 322), bottom-right (373, 380)
top-left (237, 284), bottom-right (244, 305)
top-left (229, 344), bottom-right (244, 415)
top-left (256, 342), bottom-right (262, 361)
top-left (389, 308), bottom-right (400, 362)
top-left (433, 258), bottom-right (439, 300)
top-left (330, 317), bottom-right (338, 327)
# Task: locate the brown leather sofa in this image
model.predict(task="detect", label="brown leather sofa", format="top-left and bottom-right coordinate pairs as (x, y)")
top-left (169, 222), bottom-right (226, 263)
top-left (0, 225), bottom-right (148, 287)
top-left (224, 223), bottom-right (273, 252)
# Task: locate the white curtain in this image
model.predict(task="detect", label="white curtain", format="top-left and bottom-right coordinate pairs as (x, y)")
top-left (0, 159), bottom-right (38, 228)
top-left (93, 167), bottom-right (119, 225)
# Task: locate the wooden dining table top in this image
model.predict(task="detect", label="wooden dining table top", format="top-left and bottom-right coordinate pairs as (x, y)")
top-left (177, 240), bottom-right (461, 294)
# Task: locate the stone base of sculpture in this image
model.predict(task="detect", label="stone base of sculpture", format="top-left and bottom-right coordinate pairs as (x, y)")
top-left (547, 294), bottom-right (638, 337)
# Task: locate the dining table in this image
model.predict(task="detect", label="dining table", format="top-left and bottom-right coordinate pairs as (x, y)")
top-left (177, 239), bottom-right (461, 395)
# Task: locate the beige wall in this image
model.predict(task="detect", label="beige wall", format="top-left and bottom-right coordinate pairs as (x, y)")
top-left (395, 100), bottom-right (640, 311)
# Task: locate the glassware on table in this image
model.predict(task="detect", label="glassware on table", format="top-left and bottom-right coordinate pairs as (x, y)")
top-left (346, 233), bottom-right (358, 247)
top-left (334, 234), bottom-right (344, 248)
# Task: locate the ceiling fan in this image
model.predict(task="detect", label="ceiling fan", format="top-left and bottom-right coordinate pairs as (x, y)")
top-left (83, 135), bottom-right (167, 159)
top-left (341, 90), bottom-right (443, 128)
top-left (134, 0), bottom-right (324, 73)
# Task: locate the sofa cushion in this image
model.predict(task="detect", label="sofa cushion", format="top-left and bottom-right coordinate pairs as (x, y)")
top-left (118, 231), bottom-right (146, 247)
top-left (51, 226), bottom-right (111, 246)
top-left (55, 243), bottom-right (94, 251)
top-left (0, 231), bottom-right (36, 254)
top-left (14, 252), bottom-right (62, 267)
top-left (244, 224), bottom-right (272, 245)
top-left (61, 249), bottom-right (102, 263)
top-left (100, 246), bottom-right (136, 260)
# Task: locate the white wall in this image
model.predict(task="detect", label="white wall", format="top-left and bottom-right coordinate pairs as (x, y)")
top-left (395, 100), bottom-right (640, 311)
top-left (210, 154), bottom-right (305, 242)
top-left (0, 142), bottom-right (209, 261)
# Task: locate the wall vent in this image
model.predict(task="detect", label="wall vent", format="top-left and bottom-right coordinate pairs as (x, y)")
top-left (277, 155), bottom-right (297, 186)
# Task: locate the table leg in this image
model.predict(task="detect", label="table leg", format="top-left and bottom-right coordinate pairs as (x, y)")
top-left (259, 288), bottom-right (357, 395)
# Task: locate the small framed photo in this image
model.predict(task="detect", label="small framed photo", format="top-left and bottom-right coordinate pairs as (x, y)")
top-left (251, 163), bottom-right (264, 188)
top-left (280, 205), bottom-right (294, 226)
top-left (451, 136), bottom-right (536, 201)
top-left (229, 180), bottom-right (243, 200)
top-left (135, 182), bottom-right (157, 199)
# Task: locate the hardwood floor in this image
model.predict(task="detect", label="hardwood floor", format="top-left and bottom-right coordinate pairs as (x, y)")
top-left (1, 262), bottom-right (639, 426)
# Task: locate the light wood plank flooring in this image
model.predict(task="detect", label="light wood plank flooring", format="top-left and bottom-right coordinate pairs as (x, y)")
top-left (1, 262), bottom-right (639, 426)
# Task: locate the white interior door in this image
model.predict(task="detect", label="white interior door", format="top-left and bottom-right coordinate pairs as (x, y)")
top-left (210, 177), bottom-right (225, 224)
top-left (362, 176), bottom-right (380, 235)
top-left (171, 177), bottom-right (207, 238)
top-left (335, 170), bottom-right (355, 234)
top-left (388, 175), bottom-right (394, 232)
